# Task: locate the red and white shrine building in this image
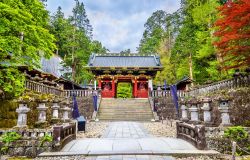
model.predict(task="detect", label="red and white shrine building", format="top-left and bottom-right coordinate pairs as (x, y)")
top-left (87, 53), bottom-right (163, 98)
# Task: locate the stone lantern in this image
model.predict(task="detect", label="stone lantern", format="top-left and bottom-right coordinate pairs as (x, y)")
top-left (188, 98), bottom-right (200, 123)
top-left (37, 100), bottom-right (48, 122)
top-left (16, 103), bottom-right (30, 127)
top-left (201, 98), bottom-right (212, 125)
top-left (61, 99), bottom-right (71, 122)
top-left (218, 98), bottom-right (231, 126)
top-left (179, 99), bottom-right (188, 122)
top-left (52, 100), bottom-right (60, 119)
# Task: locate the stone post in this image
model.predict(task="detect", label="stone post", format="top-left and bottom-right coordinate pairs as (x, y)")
top-left (37, 102), bottom-right (48, 122)
top-left (201, 98), bottom-right (212, 125)
top-left (218, 99), bottom-right (231, 126)
top-left (16, 103), bottom-right (30, 127)
top-left (188, 98), bottom-right (199, 123)
top-left (52, 102), bottom-right (60, 119)
top-left (180, 101), bottom-right (188, 122)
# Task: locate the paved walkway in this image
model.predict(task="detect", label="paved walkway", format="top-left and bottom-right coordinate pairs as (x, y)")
top-left (39, 122), bottom-right (218, 158)
top-left (102, 122), bottom-right (149, 138)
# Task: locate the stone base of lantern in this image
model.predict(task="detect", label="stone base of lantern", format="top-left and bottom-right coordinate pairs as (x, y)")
top-left (180, 118), bottom-right (189, 122)
top-left (219, 123), bottom-right (232, 127)
top-left (51, 118), bottom-right (60, 124)
top-left (203, 121), bottom-right (214, 127)
top-left (188, 120), bottom-right (201, 125)
top-left (34, 121), bottom-right (48, 128)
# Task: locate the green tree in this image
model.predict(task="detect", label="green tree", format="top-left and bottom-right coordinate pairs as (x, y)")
top-left (0, 0), bottom-right (56, 98)
top-left (138, 10), bottom-right (167, 53)
top-left (120, 49), bottom-right (131, 54)
top-left (91, 40), bottom-right (109, 53)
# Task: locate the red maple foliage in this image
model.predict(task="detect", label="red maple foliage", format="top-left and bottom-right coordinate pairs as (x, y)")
top-left (214, 0), bottom-right (250, 70)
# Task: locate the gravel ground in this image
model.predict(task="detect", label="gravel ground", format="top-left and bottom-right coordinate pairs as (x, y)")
top-left (142, 120), bottom-right (176, 137)
top-left (76, 121), bottom-right (109, 138)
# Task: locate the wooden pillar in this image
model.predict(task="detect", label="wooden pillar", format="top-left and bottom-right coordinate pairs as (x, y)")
top-left (112, 79), bottom-right (115, 98)
top-left (98, 79), bottom-right (101, 89)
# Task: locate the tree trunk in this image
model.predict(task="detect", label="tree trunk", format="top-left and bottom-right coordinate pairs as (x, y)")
top-left (189, 53), bottom-right (194, 87)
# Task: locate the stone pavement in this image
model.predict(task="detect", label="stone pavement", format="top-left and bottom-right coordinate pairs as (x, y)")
top-left (39, 122), bottom-right (219, 158)
top-left (102, 122), bottom-right (149, 138)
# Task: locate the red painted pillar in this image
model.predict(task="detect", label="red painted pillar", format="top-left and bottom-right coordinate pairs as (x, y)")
top-left (98, 80), bottom-right (101, 89)
top-left (112, 79), bottom-right (115, 98)
top-left (134, 79), bottom-right (137, 98)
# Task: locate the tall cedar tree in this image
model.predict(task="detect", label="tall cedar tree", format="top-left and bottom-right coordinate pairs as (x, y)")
top-left (0, 0), bottom-right (56, 98)
top-left (214, 0), bottom-right (250, 70)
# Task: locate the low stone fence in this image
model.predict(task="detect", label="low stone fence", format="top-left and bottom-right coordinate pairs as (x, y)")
top-left (0, 128), bottom-right (53, 157)
top-left (176, 121), bottom-right (206, 150)
top-left (187, 70), bottom-right (250, 96)
top-left (0, 123), bottom-right (77, 157)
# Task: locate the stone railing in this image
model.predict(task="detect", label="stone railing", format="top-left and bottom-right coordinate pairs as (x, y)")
top-left (0, 129), bottom-right (53, 138)
top-left (188, 73), bottom-right (250, 96)
top-left (150, 90), bottom-right (186, 98)
top-left (25, 79), bottom-right (63, 96)
top-left (0, 129), bottom-right (53, 157)
top-left (53, 123), bottom-right (76, 151)
top-left (64, 89), bottom-right (95, 97)
top-left (180, 98), bottom-right (231, 127)
top-left (176, 121), bottom-right (206, 150)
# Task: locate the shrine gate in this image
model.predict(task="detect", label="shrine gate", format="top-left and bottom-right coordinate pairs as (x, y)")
top-left (88, 53), bottom-right (162, 98)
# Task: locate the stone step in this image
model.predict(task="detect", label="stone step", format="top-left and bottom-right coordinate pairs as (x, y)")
top-left (98, 111), bottom-right (152, 114)
top-left (99, 109), bottom-right (152, 111)
top-left (98, 98), bottom-right (154, 121)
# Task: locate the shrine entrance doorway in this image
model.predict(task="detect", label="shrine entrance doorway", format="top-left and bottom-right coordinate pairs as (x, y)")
top-left (116, 82), bottom-right (133, 98)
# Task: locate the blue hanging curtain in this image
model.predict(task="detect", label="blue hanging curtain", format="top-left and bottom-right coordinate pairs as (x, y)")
top-left (93, 92), bottom-right (98, 111)
top-left (170, 85), bottom-right (179, 118)
top-left (72, 94), bottom-right (80, 119)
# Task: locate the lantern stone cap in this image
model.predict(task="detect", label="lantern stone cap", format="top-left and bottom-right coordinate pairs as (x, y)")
top-left (189, 107), bottom-right (199, 111)
top-left (202, 97), bottom-right (212, 103)
top-left (188, 97), bottom-right (199, 105)
top-left (62, 106), bottom-right (71, 111)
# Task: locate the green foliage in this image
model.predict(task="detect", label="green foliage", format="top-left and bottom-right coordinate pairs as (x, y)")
top-left (0, 132), bottom-right (21, 153)
top-left (224, 126), bottom-right (250, 156)
top-left (0, 68), bottom-right (25, 98)
top-left (50, 3), bottom-right (108, 84)
top-left (0, 0), bottom-right (56, 98)
top-left (224, 126), bottom-right (248, 142)
top-left (117, 83), bottom-right (132, 98)
top-left (139, 1), bottom-right (227, 85)
top-left (39, 133), bottom-right (52, 147)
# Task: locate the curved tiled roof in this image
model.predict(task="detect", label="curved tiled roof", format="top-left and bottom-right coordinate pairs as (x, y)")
top-left (88, 53), bottom-right (162, 67)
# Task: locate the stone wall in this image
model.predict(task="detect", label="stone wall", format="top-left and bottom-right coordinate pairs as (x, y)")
top-left (205, 127), bottom-right (250, 153)
top-left (152, 87), bottom-right (250, 126)
top-left (76, 96), bottom-right (94, 120)
top-left (202, 87), bottom-right (250, 127)
top-left (0, 100), bottom-right (18, 128)
top-left (154, 97), bottom-right (177, 120)
top-left (5, 139), bottom-right (52, 157)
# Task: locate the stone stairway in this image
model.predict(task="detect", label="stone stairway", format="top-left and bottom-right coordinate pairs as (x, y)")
top-left (97, 98), bottom-right (154, 121)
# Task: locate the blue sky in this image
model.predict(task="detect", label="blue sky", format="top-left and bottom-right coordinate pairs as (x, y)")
top-left (46, 0), bottom-right (181, 53)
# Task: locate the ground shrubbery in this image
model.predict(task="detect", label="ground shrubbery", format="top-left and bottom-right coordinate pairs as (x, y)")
top-left (117, 83), bottom-right (132, 98)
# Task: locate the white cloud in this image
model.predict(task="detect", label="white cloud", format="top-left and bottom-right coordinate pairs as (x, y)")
top-left (46, 0), bottom-right (181, 53)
